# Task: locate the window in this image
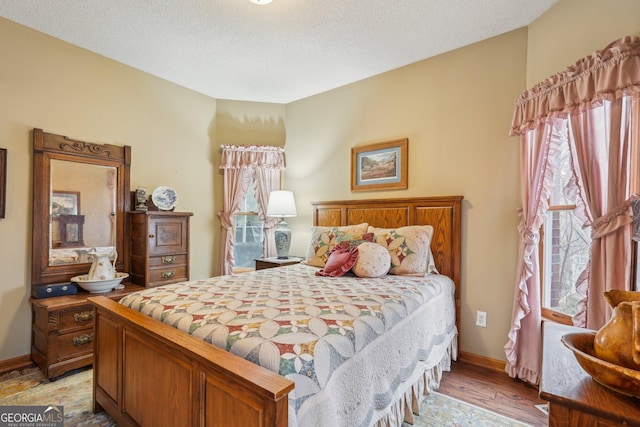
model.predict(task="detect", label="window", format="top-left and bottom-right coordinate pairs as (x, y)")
top-left (233, 180), bottom-right (264, 272)
top-left (540, 138), bottom-right (591, 324)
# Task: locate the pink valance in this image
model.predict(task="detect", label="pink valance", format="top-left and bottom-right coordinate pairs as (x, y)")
top-left (219, 144), bottom-right (286, 170)
top-left (510, 36), bottom-right (640, 136)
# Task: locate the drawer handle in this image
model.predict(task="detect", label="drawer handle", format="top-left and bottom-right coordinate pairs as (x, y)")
top-left (149, 234), bottom-right (155, 238)
top-left (72, 333), bottom-right (93, 346)
top-left (162, 255), bottom-right (176, 265)
top-left (74, 311), bottom-right (93, 323)
top-left (162, 270), bottom-right (175, 279)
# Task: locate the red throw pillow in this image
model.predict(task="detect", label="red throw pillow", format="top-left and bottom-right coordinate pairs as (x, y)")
top-left (315, 246), bottom-right (359, 277)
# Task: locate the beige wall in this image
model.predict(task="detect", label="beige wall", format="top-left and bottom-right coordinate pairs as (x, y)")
top-left (284, 30), bottom-right (527, 361)
top-left (0, 18), bottom-right (285, 361)
top-left (526, 0), bottom-right (640, 87)
top-left (284, 0), bottom-right (640, 361)
top-left (1, 0), bottom-right (639, 364)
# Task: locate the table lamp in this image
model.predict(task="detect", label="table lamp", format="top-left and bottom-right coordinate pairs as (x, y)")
top-left (267, 190), bottom-right (297, 259)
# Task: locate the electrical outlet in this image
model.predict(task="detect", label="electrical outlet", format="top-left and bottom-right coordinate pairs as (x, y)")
top-left (476, 310), bottom-right (487, 328)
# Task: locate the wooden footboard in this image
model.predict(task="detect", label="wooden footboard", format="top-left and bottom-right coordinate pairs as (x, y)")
top-left (89, 296), bottom-right (294, 427)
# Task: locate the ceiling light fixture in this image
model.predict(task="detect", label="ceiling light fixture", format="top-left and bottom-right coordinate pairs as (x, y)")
top-left (250, 0), bottom-right (273, 4)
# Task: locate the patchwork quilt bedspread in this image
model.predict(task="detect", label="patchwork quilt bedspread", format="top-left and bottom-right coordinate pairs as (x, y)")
top-left (119, 263), bottom-right (456, 427)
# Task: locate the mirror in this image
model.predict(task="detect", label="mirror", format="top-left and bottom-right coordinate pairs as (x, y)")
top-left (49, 160), bottom-right (116, 264)
top-left (32, 128), bottom-right (130, 286)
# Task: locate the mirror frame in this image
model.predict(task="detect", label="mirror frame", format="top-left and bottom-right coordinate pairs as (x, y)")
top-left (32, 128), bottom-right (131, 286)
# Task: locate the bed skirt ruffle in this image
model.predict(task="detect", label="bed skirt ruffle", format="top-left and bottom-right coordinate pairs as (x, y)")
top-left (372, 332), bottom-right (458, 427)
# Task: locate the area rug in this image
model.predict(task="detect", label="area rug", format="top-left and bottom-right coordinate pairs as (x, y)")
top-left (407, 392), bottom-right (533, 427)
top-left (1, 368), bottom-right (531, 426)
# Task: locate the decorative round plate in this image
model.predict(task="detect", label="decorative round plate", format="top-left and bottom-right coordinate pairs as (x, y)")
top-left (152, 186), bottom-right (178, 211)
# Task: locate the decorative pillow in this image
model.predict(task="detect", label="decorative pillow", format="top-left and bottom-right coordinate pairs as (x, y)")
top-left (303, 223), bottom-right (369, 267)
top-left (330, 232), bottom-right (374, 253)
top-left (315, 246), bottom-right (359, 277)
top-left (368, 225), bottom-right (434, 276)
top-left (352, 242), bottom-right (391, 278)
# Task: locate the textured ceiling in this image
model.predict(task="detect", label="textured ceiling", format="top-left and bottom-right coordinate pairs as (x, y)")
top-left (0, 0), bottom-right (557, 103)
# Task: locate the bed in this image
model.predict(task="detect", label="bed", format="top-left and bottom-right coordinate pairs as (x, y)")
top-left (89, 196), bottom-right (463, 427)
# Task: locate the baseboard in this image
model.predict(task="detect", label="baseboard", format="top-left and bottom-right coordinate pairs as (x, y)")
top-left (457, 351), bottom-right (506, 372)
top-left (0, 354), bottom-right (34, 377)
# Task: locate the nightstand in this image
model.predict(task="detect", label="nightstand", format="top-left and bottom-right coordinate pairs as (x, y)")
top-left (255, 257), bottom-right (303, 270)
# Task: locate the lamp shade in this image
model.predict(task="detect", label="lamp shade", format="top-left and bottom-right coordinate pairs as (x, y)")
top-left (267, 191), bottom-right (297, 218)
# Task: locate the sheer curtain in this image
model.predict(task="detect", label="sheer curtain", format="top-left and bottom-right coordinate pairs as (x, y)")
top-left (218, 145), bottom-right (285, 275)
top-left (505, 37), bottom-right (640, 384)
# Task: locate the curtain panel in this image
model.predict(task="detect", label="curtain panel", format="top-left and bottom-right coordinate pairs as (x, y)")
top-left (505, 36), bottom-right (640, 384)
top-left (218, 145), bottom-right (285, 275)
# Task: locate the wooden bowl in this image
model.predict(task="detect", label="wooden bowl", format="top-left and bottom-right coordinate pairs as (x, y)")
top-left (562, 332), bottom-right (640, 398)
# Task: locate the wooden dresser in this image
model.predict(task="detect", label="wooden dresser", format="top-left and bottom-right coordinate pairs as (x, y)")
top-left (540, 322), bottom-right (640, 426)
top-left (31, 283), bottom-right (143, 380)
top-left (129, 211), bottom-right (193, 287)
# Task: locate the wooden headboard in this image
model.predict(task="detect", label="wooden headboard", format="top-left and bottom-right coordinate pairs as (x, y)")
top-left (311, 196), bottom-right (463, 329)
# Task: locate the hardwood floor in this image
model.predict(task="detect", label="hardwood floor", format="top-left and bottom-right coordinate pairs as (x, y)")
top-left (438, 360), bottom-right (548, 427)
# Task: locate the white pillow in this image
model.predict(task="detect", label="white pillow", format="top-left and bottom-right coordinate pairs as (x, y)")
top-left (352, 242), bottom-right (391, 278)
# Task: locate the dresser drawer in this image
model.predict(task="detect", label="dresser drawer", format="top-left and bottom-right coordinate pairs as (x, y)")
top-left (56, 328), bottom-right (94, 361)
top-left (149, 254), bottom-right (187, 268)
top-left (148, 265), bottom-right (188, 286)
top-left (58, 306), bottom-right (94, 332)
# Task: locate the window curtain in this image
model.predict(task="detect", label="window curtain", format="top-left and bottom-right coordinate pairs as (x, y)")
top-left (218, 145), bottom-right (285, 275)
top-left (506, 36), bottom-right (640, 384)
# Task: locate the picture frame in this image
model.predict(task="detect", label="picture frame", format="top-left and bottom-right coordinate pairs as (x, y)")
top-left (0, 148), bottom-right (6, 218)
top-left (351, 138), bottom-right (408, 192)
top-left (51, 191), bottom-right (80, 216)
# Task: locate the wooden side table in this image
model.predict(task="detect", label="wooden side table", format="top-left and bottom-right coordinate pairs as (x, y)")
top-left (540, 322), bottom-right (640, 426)
top-left (255, 257), bottom-right (303, 270)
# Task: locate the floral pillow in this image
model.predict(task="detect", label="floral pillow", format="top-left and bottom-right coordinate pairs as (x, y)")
top-left (368, 225), bottom-right (434, 276)
top-left (303, 223), bottom-right (369, 267)
top-left (352, 242), bottom-right (391, 278)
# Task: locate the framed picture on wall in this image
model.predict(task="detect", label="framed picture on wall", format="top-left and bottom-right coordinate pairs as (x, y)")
top-left (351, 138), bottom-right (408, 192)
top-left (0, 148), bottom-right (6, 218)
top-left (51, 191), bottom-right (80, 216)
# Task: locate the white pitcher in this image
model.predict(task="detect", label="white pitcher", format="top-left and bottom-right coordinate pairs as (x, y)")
top-left (87, 250), bottom-right (117, 281)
